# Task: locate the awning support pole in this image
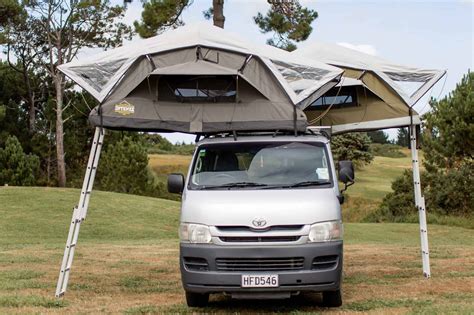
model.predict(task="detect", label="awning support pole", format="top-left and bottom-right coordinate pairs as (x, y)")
top-left (410, 124), bottom-right (431, 278)
top-left (55, 127), bottom-right (105, 297)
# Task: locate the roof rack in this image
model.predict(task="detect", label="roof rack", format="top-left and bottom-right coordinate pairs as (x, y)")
top-left (198, 128), bottom-right (332, 142)
top-left (307, 126), bottom-right (332, 139)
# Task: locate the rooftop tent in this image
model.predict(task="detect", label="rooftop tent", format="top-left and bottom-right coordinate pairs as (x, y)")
top-left (292, 42), bottom-right (446, 134)
top-left (58, 23), bottom-right (343, 133)
top-left (294, 42), bottom-right (446, 281)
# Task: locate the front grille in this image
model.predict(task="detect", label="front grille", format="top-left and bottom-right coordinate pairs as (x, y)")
top-left (183, 257), bottom-right (209, 271)
top-left (216, 225), bottom-right (304, 232)
top-left (312, 255), bottom-right (338, 270)
top-left (216, 257), bottom-right (304, 271)
top-left (219, 236), bottom-right (300, 243)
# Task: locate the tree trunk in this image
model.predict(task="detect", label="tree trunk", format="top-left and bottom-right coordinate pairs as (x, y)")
top-left (28, 98), bottom-right (35, 132)
top-left (55, 74), bottom-right (67, 187)
top-left (20, 68), bottom-right (36, 132)
top-left (213, 0), bottom-right (225, 28)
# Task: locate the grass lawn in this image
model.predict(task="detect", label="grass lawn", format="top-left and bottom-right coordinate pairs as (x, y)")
top-left (1, 187), bottom-right (473, 314)
top-left (342, 150), bottom-right (414, 222)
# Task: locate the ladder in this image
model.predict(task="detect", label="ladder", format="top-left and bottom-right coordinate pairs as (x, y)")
top-left (55, 127), bottom-right (105, 297)
top-left (410, 124), bottom-right (430, 278)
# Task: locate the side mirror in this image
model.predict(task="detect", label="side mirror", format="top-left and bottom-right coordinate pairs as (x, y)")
top-left (338, 160), bottom-right (355, 193)
top-left (167, 173), bottom-right (185, 194)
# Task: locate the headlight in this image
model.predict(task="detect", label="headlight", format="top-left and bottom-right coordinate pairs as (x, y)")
top-left (179, 223), bottom-right (212, 244)
top-left (308, 221), bottom-right (343, 243)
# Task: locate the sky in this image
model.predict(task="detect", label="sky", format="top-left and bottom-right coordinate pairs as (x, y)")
top-left (118, 0), bottom-right (472, 143)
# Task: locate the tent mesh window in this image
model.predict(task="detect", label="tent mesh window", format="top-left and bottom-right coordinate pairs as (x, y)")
top-left (308, 86), bottom-right (358, 110)
top-left (157, 75), bottom-right (236, 103)
top-left (271, 60), bottom-right (331, 95)
top-left (69, 58), bottom-right (128, 92)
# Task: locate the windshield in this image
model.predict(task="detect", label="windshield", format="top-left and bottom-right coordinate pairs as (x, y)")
top-left (189, 141), bottom-right (332, 190)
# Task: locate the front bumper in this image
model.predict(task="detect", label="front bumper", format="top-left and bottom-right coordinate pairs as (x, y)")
top-left (180, 241), bottom-right (343, 294)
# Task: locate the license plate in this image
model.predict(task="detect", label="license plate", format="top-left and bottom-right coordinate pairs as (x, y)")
top-left (241, 274), bottom-right (279, 288)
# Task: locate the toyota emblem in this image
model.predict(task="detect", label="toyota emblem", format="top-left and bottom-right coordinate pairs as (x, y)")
top-left (252, 217), bottom-right (267, 228)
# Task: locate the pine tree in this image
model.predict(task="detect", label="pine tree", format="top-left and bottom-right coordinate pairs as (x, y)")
top-left (423, 72), bottom-right (474, 171)
top-left (331, 132), bottom-right (373, 167)
top-left (254, 1), bottom-right (318, 51)
top-left (396, 128), bottom-right (409, 147)
top-left (0, 135), bottom-right (40, 186)
top-left (367, 130), bottom-right (389, 144)
top-left (134, 0), bottom-right (191, 38)
top-left (97, 137), bottom-right (153, 195)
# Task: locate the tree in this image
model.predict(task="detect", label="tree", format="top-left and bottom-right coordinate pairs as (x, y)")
top-left (254, 1), bottom-right (318, 51)
top-left (97, 137), bottom-right (154, 195)
top-left (0, 105), bottom-right (5, 121)
top-left (367, 130), bottom-right (389, 144)
top-left (11, 1), bottom-right (132, 187)
top-left (0, 0), bottom-right (22, 35)
top-left (212, 0), bottom-right (225, 28)
top-left (0, 135), bottom-right (40, 186)
top-left (137, 0), bottom-right (317, 46)
top-left (0, 61), bottom-right (30, 147)
top-left (423, 72), bottom-right (474, 172)
top-left (422, 71), bottom-right (473, 215)
top-left (331, 132), bottom-right (373, 167)
top-left (1, 5), bottom-right (45, 133)
top-left (396, 127), bottom-right (409, 147)
top-left (134, 0), bottom-right (191, 38)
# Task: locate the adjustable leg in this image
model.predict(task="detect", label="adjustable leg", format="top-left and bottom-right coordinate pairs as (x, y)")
top-left (410, 124), bottom-right (430, 278)
top-left (55, 127), bottom-right (105, 297)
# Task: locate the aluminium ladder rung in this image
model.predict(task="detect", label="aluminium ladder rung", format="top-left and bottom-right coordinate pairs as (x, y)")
top-left (56, 127), bottom-right (104, 297)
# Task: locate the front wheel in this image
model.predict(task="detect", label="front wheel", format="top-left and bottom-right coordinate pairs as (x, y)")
top-left (322, 289), bottom-right (342, 307)
top-left (185, 291), bottom-right (209, 307)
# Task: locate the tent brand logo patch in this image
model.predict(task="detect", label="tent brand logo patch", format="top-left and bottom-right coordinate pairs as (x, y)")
top-left (114, 101), bottom-right (135, 116)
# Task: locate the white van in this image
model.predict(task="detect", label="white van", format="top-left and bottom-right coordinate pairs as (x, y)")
top-left (167, 130), bottom-right (354, 307)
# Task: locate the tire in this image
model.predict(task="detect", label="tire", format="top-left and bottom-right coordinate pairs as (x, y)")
top-left (322, 289), bottom-right (342, 307)
top-left (185, 291), bottom-right (209, 307)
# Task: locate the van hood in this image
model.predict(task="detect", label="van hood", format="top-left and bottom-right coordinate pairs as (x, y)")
top-left (180, 188), bottom-right (341, 227)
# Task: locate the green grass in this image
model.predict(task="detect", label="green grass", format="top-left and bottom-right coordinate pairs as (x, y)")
top-left (341, 153), bottom-right (414, 222)
top-left (0, 186), bottom-right (180, 246)
top-left (0, 295), bottom-right (68, 308)
top-left (0, 187), bottom-right (473, 314)
top-left (346, 153), bottom-right (414, 201)
top-left (345, 223), bottom-right (473, 246)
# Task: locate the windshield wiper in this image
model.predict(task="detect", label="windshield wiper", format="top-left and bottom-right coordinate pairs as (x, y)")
top-left (263, 180), bottom-right (331, 189)
top-left (198, 182), bottom-right (268, 190)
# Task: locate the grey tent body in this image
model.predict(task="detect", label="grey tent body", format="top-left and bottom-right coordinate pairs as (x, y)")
top-left (88, 52), bottom-right (311, 133)
top-left (293, 42), bottom-right (446, 134)
top-left (58, 23), bottom-right (344, 134)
